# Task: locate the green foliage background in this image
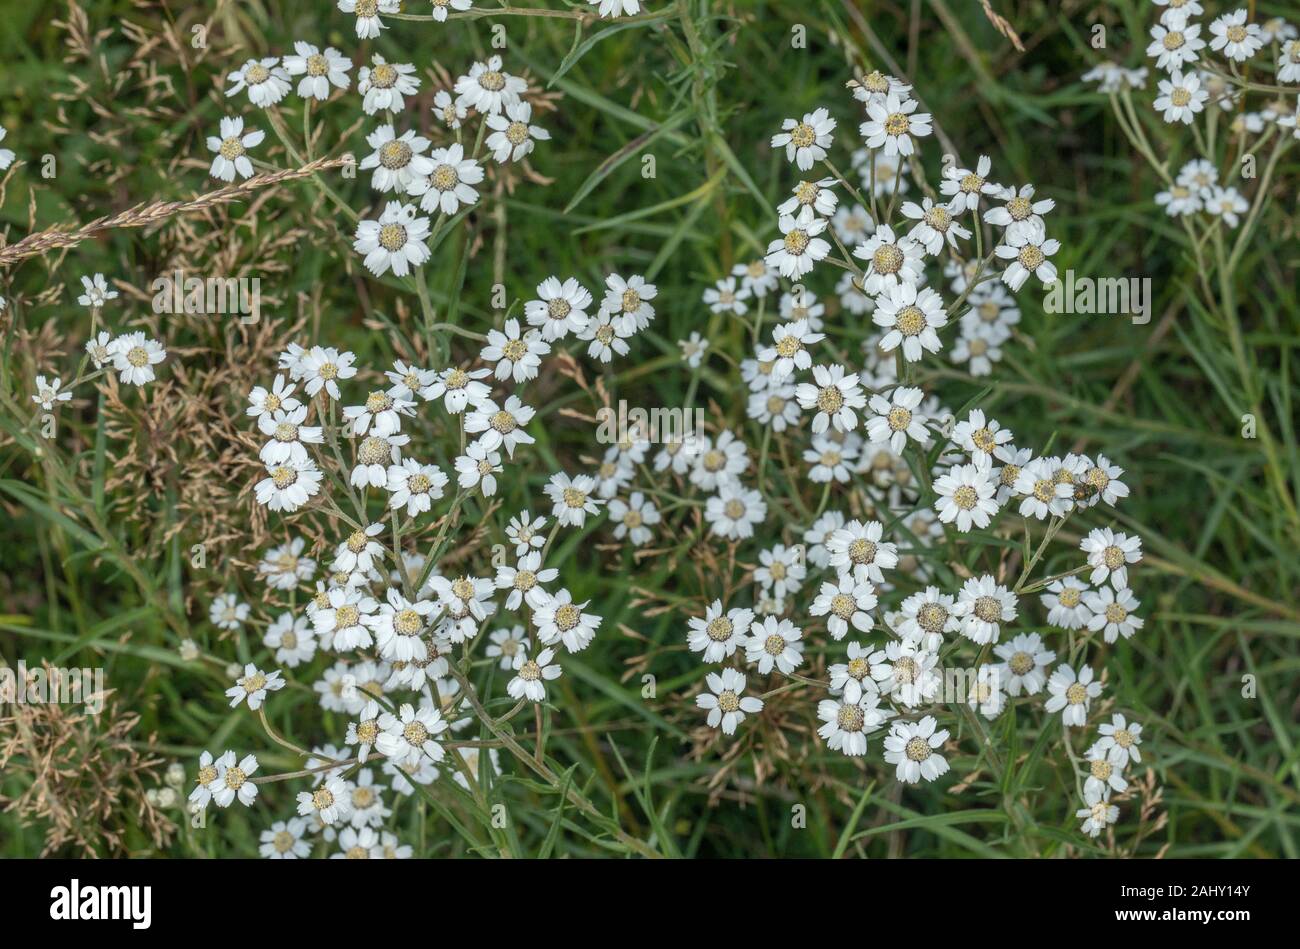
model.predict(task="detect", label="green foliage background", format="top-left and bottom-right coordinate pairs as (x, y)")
top-left (1, 0), bottom-right (1297, 857)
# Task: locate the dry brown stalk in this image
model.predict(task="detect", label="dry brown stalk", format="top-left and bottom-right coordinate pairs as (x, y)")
top-left (0, 156), bottom-right (350, 268)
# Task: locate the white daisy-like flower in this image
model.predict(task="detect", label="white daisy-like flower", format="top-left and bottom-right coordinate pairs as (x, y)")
top-left (108, 332), bottom-right (166, 386)
top-left (0, 125), bottom-right (13, 170)
top-left (206, 116), bottom-right (263, 182)
top-left (211, 751), bottom-right (260, 807)
top-left (953, 575), bottom-right (1017, 644)
top-left (425, 365), bottom-right (492, 414)
top-left (697, 668), bottom-right (764, 736)
top-left (282, 42), bottom-right (351, 100)
top-left (589, 0), bottom-right (641, 18)
top-left (535, 589), bottom-right (602, 653)
top-left (340, 0), bottom-right (399, 38)
top-left (1081, 527), bottom-right (1142, 589)
top-left (260, 818), bottom-right (311, 859)
top-left (828, 641), bottom-right (876, 693)
top-left (854, 225), bottom-right (926, 294)
top-left (333, 826), bottom-right (382, 859)
top-left (849, 68), bottom-right (912, 105)
top-left (454, 54), bottom-right (526, 115)
top-left (246, 375), bottom-right (301, 421)
top-left (983, 183), bottom-right (1055, 241)
top-left (432, 88), bottom-right (468, 129)
top-left (678, 332), bottom-right (709, 369)
top-left (464, 395), bottom-right (537, 458)
top-left (1205, 185), bottom-right (1248, 226)
top-left (771, 107), bottom-right (836, 170)
top-left (385, 361), bottom-right (437, 402)
top-left (777, 176), bottom-right (839, 217)
top-left (84, 331), bottom-right (114, 369)
top-left (258, 405), bottom-right (324, 465)
top-left (485, 625), bottom-right (528, 671)
top-left (494, 551), bottom-right (557, 611)
top-left (992, 632), bottom-right (1056, 696)
top-left (1013, 457), bottom-right (1073, 519)
top-left (602, 272), bottom-right (658, 333)
top-left (265, 611), bottom-right (316, 668)
top-left (1044, 663), bottom-right (1102, 727)
top-left (525, 276), bottom-right (593, 340)
top-left (758, 318), bottom-right (824, 381)
top-left (608, 491), bottom-right (660, 546)
top-left (1094, 713), bottom-right (1144, 766)
top-left (896, 586), bottom-right (959, 644)
top-left (506, 511), bottom-right (547, 558)
top-left (30, 374), bottom-right (72, 411)
top-left (900, 197), bottom-right (969, 255)
top-left (1147, 15), bottom-right (1206, 71)
top-left (883, 716), bottom-right (950, 784)
top-left (353, 201), bottom-right (432, 277)
top-left (225, 58), bottom-right (290, 107)
top-left (1154, 70), bottom-right (1208, 124)
top-left (188, 750), bottom-right (222, 810)
top-left (507, 647), bottom-right (562, 702)
top-left (1076, 784), bottom-right (1119, 838)
top-left (352, 432), bottom-right (410, 490)
top-left (802, 510), bottom-right (846, 569)
top-left (967, 666), bottom-right (1007, 719)
top-left (481, 319), bottom-right (549, 383)
top-left (686, 601), bottom-right (755, 662)
top-left (795, 363), bottom-right (866, 433)
top-left (545, 471), bottom-right (602, 527)
top-left (870, 639), bottom-right (942, 707)
top-left (817, 679), bottom-right (889, 756)
top-left (358, 55), bottom-right (419, 113)
top-left (1041, 576), bottom-right (1091, 629)
top-left (209, 593), bottom-right (249, 631)
top-left (831, 203), bottom-right (875, 245)
top-left (1208, 10), bottom-right (1262, 62)
top-left (485, 100), bottom-right (550, 162)
top-left (410, 143), bottom-right (484, 215)
top-left (995, 220), bottom-right (1059, 291)
top-left (332, 520), bottom-right (382, 572)
top-left (865, 386), bottom-right (928, 454)
top-left (368, 589), bottom-right (438, 661)
top-left (259, 538), bottom-right (316, 591)
top-left (1084, 743), bottom-right (1129, 796)
top-left (705, 485), bottom-right (767, 541)
top-left (809, 574), bottom-right (876, 639)
top-left (940, 155), bottom-right (999, 212)
top-left (225, 663), bottom-right (285, 711)
top-left (933, 460), bottom-right (999, 532)
top-left (455, 441), bottom-right (503, 497)
top-left (1082, 586), bottom-right (1144, 643)
top-left (386, 458), bottom-right (449, 517)
top-left (733, 258), bottom-right (779, 298)
top-left (702, 276), bottom-right (750, 315)
top-left (804, 435), bottom-right (857, 484)
top-left (360, 124), bottom-right (435, 194)
top-left (689, 430), bottom-right (748, 492)
top-left (952, 409), bottom-right (1015, 464)
top-left (753, 544), bottom-right (806, 599)
top-left (1078, 453), bottom-right (1130, 508)
top-left (1280, 39), bottom-right (1300, 82)
top-left (860, 92), bottom-right (932, 156)
top-left (314, 586), bottom-right (378, 651)
top-left (299, 346), bottom-right (358, 401)
top-left (826, 519), bottom-right (897, 584)
top-left (298, 775), bottom-right (354, 826)
top-left (780, 288), bottom-right (826, 331)
top-left (376, 702), bottom-right (447, 767)
top-left (255, 457), bottom-right (324, 512)
top-left (748, 383), bottom-right (801, 433)
top-left (745, 616), bottom-right (804, 674)
top-left (872, 282), bottom-right (947, 361)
